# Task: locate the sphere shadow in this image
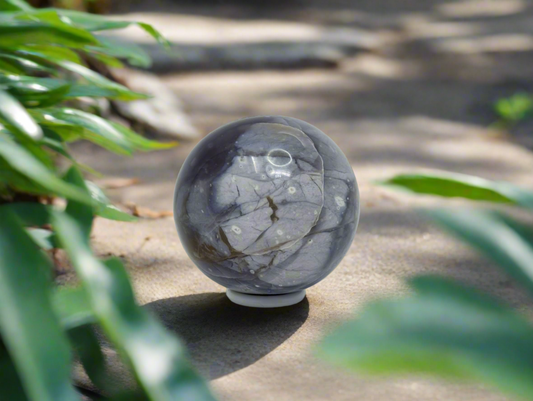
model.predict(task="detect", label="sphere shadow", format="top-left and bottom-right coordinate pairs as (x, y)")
top-left (144, 292), bottom-right (309, 380)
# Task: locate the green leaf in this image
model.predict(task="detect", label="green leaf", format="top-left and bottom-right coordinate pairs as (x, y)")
top-left (26, 227), bottom-right (58, 250)
top-left (5, 52), bottom-right (144, 100)
top-left (318, 275), bottom-right (533, 401)
top-left (41, 127), bottom-right (74, 159)
top-left (29, 109), bottom-right (86, 142)
top-left (86, 37), bottom-right (151, 68)
top-left (381, 172), bottom-right (533, 208)
top-left (0, 202), bottom-right (51, 226)
top-left (69, 325), bottom-right (111, 393)
top-left (86, 50), bottom-right (124, 68)
top-left (0, 21), bottom-right (96, 49)
top-left (56, 10), bottom-right (170, 48)
top-left (0, 343), bottom-right (28, 401)
top-left (3, 166), bottom-right (134, 225)
top-left (65, 84), bottom-right (117, 98)
top-left (85, 181), bottom-right (137, 222)
top-left (0, 53), bottom-right (55, 74)
top-left (0, 134), bottom-right (93, 205)
top-left (0, 161), bottom-right (54, 196)
top-left (16, 45), bottom-right (82, 64)
top-left (12, 9), bottom-right (96, 44)
top-left (428, 208), bottom-right (533, 299)
top-left (38, 108), bottom-right (134, 155)
top-left (54, 61), bottom-right (148, 101)
top-left (494, 93), bottom-right (533, 123)
top-left (0, 210), bottom-right (81, 401)
top-left (42, 128), bottom-right (101, 176)
top-left (0, 90), bottom-right (42, 139)
top-left (1, 76), bottom-right (71, 108)
top-left (1, 127), bottom-right (55, 170)
top-left (39, 108), bottom-right (172, 156)
top-left (52, 289), bottom-right (108, 391)
top-left (135, 22), bottom-right (171, 49)
top-left (109, 392), bottom-right (150, 401)
top-left (1, 128), bottom-right (54, 171)
top-left (52, 287), bottom-right (94, 330)
top-left (0, 0), bottom-right (33, 11)
top-left (64, 166), bottom-right (94, 240)
top-left (109, 121), bottom-right (177, 151)
top-left (53, 212), bottom-right (216, 401)
top-left (0, 57), bottom-right (22, 73)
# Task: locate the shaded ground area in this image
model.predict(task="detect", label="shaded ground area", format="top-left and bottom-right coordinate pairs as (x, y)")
top-left (68, 1), bottom-right (533, 400)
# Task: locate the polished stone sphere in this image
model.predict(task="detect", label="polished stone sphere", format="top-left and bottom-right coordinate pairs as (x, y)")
top-left (174, 116), bottom-right (359, 295)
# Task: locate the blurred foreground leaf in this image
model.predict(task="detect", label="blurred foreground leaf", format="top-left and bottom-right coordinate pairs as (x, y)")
top-left (0, 90), bottom-right (42, 139)
top-left (52, 61), bottom-right (148, 101)
top-left (26, 227), bottom-right (57, 250)
top-left (0, 134), bottom-right (92, 204)
top-left (0, 343), bottom-right (28, 401)
top-left (0, 211), bottom-right (80, 401)
top-left (87, 37), bottom-right (151, 68)
top-left (0, 19), bottom-right (96, 49)
top-left (56, 10), bottom-right (170, 48)
top-left (85, 181), bottom-right (137, 222)
top-left (52, 287), bottom-right (94, 330)
top-left (428, 209), bottom-right (533, 298)
top-left (68, 325), bottom-right (110, 392)
top-left (52, 286), bottom-right (110, 392)
top-left (0, 0), bottom-right (33, 11)
top-left (34, 108), bottom-right (173, 156)
top-left (318, 276), bottom-right (533, 401)
top-left (53, 212), bottom-right (215, 401)
top-left (0, 202), bottom-right (51, 226)
top-left (381, 172), bottom-right (533, 208)
top-left (64, 166), bottom-right (93, 239)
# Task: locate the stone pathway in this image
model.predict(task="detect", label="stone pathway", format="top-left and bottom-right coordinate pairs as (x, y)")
top-left (68, 1), bottom-right (533, 400)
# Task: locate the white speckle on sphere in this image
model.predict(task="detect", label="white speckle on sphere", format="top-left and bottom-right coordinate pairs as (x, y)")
top-left (288, 186), bottom-right (296, 194)
top-left (276, 229), bottom-right (283, 235)
top-left (231, 225), bottom-right (242, 234)
top-left (335, 196), bottom-right (346, 207)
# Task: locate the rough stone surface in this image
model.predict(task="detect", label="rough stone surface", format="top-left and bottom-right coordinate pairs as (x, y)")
top-left (63, 1), bottom-right (533, 400)
top-left (174, 116), bottom-right (359, 294)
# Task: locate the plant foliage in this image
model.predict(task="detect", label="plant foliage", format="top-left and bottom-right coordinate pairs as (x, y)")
top-left (319, 171), bottom-right (533, 401)
top-left (0, 1), bottom-right (215, 400)
top-left (494, 92), bottom-right (533, 126)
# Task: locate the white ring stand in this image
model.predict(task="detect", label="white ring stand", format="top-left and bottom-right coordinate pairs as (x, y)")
top-left (226, 289), bottom-right (306, 308)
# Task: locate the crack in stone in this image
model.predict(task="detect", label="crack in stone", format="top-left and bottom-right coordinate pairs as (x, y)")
top-left (218, 227), bottom-right (243, 258)
top-left (266, 196), bottom-right (279, 223)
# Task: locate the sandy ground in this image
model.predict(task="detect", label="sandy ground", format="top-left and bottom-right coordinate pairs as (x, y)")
top-left (67, 1), bottom-right (533, 400)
